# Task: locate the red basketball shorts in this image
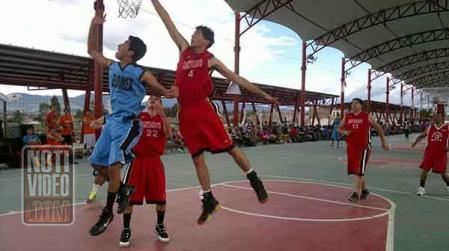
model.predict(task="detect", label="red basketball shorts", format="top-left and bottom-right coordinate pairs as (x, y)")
top-left (178, 100), bottom-right (234, 158)
top-left (124, 155), bottom-right (166, 205)
top-left (346, 144), bottom-right (371, 176)
top-left (420, 152), bottom-right (447, 174)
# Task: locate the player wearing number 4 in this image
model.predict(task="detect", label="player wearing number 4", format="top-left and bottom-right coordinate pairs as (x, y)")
top-left (338, 98), bottom-right (389, 203)
top-left (412, 112), bottom-right (449, 196)
top-left (150, 0), bottom-right (278, 225)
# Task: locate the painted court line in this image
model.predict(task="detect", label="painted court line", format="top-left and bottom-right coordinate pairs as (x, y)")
top-left (222, 180), bottom-right (396, 251)
top-left (262, 177), bottom-right (397, 251)
top-left (219, 183), bottom-right (389, 211)
top-left (1, 179), bottom-right (395, 251)
top-left (0, 184), bottom-right (203, 218)
top-left (265, 175), bottom-right (449, 203)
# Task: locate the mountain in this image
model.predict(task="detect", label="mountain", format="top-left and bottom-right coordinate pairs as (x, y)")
top-left (4, 93), bottom-right (177, 114)
top-left (4, 93), bottom-right (291, 114)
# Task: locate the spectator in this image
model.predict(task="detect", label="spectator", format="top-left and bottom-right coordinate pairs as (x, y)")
top-left (23, 127), bottom-right (42, 146)
top-left (83, 109), bottom-right (96, 155)
top-left (46, 104), bottom-right (59, 132)
top-left (60, 108), bottom-right (74, 145)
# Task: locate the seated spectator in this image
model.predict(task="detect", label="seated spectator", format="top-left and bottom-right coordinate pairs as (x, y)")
top-left (23, 127), bottom-right (42, 146)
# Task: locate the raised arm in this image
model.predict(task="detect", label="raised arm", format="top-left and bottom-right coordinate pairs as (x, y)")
top-left (369, 115), bottom-right (389, 151)
top-left (210, 57), bottom-right (278, 104)
top-left (141, 71), bottom-right (179, 98)
top-left (160, 108), bottom-right (173, 139)
top-left (150, 0), bottom-right (189, 52)
top-left (87, 14), bottom-right (113, 68)
top-left (412, 126), bottom-right (429, 148)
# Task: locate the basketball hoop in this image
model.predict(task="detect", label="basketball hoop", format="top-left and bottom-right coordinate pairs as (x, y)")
top-left (117, 0), bottom-right (143, 18)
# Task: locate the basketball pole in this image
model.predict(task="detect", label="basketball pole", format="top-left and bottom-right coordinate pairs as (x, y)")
top-left (93, 0), bottom-right (104, 133)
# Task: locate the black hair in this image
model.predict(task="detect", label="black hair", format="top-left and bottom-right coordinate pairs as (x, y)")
top-left (352, 98), bottom-right (363, 106)
top-left (128, 36), bottom-right (147, 62)
top-left (196, 26), bottom-right (215, 48)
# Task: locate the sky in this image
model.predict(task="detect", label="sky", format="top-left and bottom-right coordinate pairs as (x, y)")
top-left (0, 0), bottom-right (422, 107)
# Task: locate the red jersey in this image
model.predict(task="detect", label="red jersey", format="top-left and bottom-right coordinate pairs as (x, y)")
top-left (133, 112), bottom-right (166, 156)
top-left (46, 111), bottom-right (58, 131)
top-left (343, 112), bottom-right (370, 147)
top-left (175, 47), bottom-right (214, 106)
top-left (425, 124), bottom-right (449, 156)
top-left (59, 114), bottom-right (73, 136)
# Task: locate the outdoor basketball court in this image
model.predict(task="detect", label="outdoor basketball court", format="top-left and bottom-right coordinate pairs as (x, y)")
top-left (1, 134), bottom-right (448, 251)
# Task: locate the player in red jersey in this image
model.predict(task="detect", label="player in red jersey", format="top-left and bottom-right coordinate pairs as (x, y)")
top-left (338, 98), bottom-right (389, 203)
top-left (150, 0), bottom-right (278, 224)
top-left (412, 112), bottom-right (449, 196)
top-left (119, 96), bottom-right (171, 247)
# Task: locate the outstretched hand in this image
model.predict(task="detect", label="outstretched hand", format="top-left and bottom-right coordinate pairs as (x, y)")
top-left (92, 14), bottom-right (106, 25)
top-left (165, 86), bottom-right (179, 98)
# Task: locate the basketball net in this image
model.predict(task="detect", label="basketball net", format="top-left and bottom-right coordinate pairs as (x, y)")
top-left (117, 0), bottom-right (143, 18)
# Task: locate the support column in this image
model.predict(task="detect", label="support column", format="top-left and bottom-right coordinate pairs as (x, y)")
top-left (328, 97), bottom-right (335, 126)
top-left (276, 104), bottom-right (284, 124)
top-left (311, 99), bottom-right (317, 125)
top-left (367, 69), bottom-right (372, 114)
top-left (293, 92), bottom-right (299, 123)
top-left (269, 103), bottom-right (274, 126)
top-left (340, 58), bottom-right (346, 118)
top-left (239, 99), bottom-right (246, 124)
top-left (386, 77), bottom-right (390, 123)
top-left (400, 83), bottom-right (404, 122)
top-left (411, 88), bottom-right (415, 120)
top-left (221, 100), bottom-right (231, 129)
top-left (62, 89), bottom-right (71, 114)
top-left (251, 102), bottom-right (260, 126)
top-left (300, 41), bottom-right (307, 127)
top-left (93, 0), bottom-right (104, 126)
top-left (2, 101), bottom-right (6, 137)
top-left (80, 62), bottom-right (94, 144)
top-left (233, 12), bottom-right (241, 126)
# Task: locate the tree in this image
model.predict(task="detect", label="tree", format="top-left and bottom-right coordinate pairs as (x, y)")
top-left (39, 103), bottom-right (49, 114)
top-left (37, 102), bottom-right (50, 122)
top-left (8, 110), bottom-right (24, 124)
top-left (74, 109), bottom-right (83, 119)
top-left (163, 104), bottom-right (179, 118)
top-left (50, 96), bottom-right (61, 113)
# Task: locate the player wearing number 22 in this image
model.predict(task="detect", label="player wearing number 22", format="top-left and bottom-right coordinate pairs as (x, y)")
top-left (119, 96), bottom-right (171, 247)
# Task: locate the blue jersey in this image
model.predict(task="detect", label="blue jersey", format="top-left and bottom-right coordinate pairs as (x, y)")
top-left (23, 134), bottom-right (41, 145)
top-left (108, 62), bottom-right (147, 117)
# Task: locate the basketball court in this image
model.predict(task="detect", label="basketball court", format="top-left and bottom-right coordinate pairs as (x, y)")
top-left (1, 0), bottom-right (449, 250)
top-left (1, 135), bottom-right (449, 251)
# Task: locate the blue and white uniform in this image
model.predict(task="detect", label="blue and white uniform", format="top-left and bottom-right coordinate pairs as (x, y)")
top-left (89, 62), bottom-right (146, 166)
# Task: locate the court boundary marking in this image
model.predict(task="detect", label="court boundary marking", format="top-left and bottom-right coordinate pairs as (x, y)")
top-left (216, 182), bottom-right (391, 222)
top-left (262, 176), bottom-right (399, 251)
top-left (0, 179), bottom-right (394, 251)
top-left (264, 175), bottom-right (449, 202)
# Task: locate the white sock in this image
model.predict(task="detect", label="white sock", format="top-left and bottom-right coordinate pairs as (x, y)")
top-left (199, 189), bottom-right (211, 199)
top-left (245, 169), bottom-right (254, 175)
top-left (92, 184), bottom-right (100, 193)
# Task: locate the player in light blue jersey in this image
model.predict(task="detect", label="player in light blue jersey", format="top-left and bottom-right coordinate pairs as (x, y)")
top-left (86, 13), bottom-right (178, 237)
